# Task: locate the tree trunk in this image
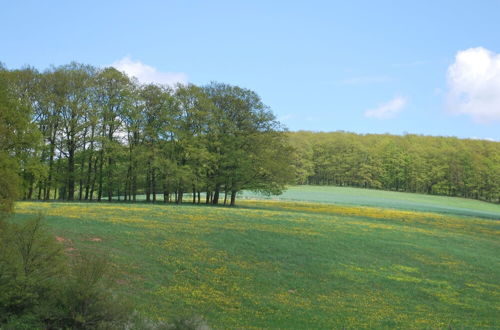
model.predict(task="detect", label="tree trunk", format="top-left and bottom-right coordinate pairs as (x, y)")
top-left (90, 155), bottom-right (98, 201)
top-left (176, 189), bottom-right (183, 204)
top-left (124, 165), bottom-right (131, 202)
top-left (44, 130), bottom-right (57, 200)
top-left (107, 122), bottom-right (115, 202)
top-left (97, 149), bottom-right (104, 202)
top-left (212, 184), bottom-right (220, 205)
top-left (78, 129), bottom-right (87, 201)
top-left (84, 126), bottom-right (95, 200)
top-left (27, 180), bottom-right (34, 200)
top-left (163, 183), bottom-right (169, 203)
top-left (37, 185), bottom-right (43, 200)
top-left (132, 169), bottom-right (137, 202)
top-left (84, 152), bottom-right (93, 200)
top-left (230, 190), bottom-right (237, 206)
top-left (146, 162), bottom-right (151, 202)
top-left (108, 155), bottom-right (113, 202)
top-left (67, 146), bottom-right (75, 201)
top-left (152, 168), bottom-right (156, 203)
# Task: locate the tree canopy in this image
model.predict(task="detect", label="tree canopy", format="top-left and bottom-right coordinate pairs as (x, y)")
top-left (1, 63), bottom-right (294, 206)
top-left (288, 131), bottom-right (500, 202)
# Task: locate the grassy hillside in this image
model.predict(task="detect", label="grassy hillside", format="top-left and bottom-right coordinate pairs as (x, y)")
top-left (242, 185), bottom-right (500, 219)
top-left (12, 192), bottom-right (499, 328)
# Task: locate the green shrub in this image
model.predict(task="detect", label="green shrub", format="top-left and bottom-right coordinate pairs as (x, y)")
top-left (46, 252), bottom-right (132, 329)
top-left (0, 215), bottom-right (65, 324)
top-left (0, 216), bottom-right (132, 329)
top-left (167, 315), bottom-right (210, 330)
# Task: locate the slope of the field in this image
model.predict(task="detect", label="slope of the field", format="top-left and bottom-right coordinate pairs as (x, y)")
top-left (241, 186), bottom-right (500, 219)
top-left (13, 198), bottom-right (499, 328)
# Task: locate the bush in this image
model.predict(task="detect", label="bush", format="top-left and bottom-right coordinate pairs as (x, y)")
top-left (46, 253), bottom-right (132, 329)
top-left (124, 313), bottom-right (210, 330)
top-left (0, 215), bottom-right (65, 324)
top-left (0, 216), bottom-right (132, 329)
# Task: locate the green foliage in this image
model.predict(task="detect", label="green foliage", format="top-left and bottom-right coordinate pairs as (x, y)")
top-left (167, 315), bottom-right (210, 330)
top-left (46, 253), bottom-right (131, 329)
top-left (3, 63), bottom-right (294, 206)
top-left (0, 216), bottom-right (133, 329)
top-left (6, 61), bottom-right (497, 205)
top-left (0, 67), bottom-right (44, 209)
top-left (0, 154), bottom-right (19, 216)
top-left (0, 216), bottom-right (65, 325)
top-left (289, 131), bottom-right (500, 202)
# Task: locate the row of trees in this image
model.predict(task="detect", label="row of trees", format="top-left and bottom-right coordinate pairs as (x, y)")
top-left (289, 131), bottom-right (500, 202)
top-left (1, 63), bottom-right (294, 206)
top-left (2, 62), bottom-right (499, 205)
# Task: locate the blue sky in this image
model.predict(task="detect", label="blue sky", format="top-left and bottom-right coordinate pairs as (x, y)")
top-left (2, 0), bottom-right (500, 140)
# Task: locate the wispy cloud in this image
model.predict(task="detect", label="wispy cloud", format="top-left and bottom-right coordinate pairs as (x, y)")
top-left (364, 96), bottom-right (407, 119)
top-left (339, 75), bottom-right (392, 85)
top-left (446, 47), bottom-right (500, 123)
top-left (470, 136), bottom-right (496, 142)
top-left (112, 56), bottom-right (188, 86)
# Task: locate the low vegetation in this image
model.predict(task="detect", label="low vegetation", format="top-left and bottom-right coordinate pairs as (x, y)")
top-left (241, 185), bottom-right (500, 219)
top-left (0, 216), bottom-right (131, 329)
top-left (10, 192), bottom-right (499, 328)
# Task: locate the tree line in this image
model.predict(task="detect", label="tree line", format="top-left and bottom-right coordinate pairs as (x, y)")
top-left (0, 62), bottom-right (294, 206)
top-left (289, 131), bottom-right (500, 202)
top-left (1, 62), bottom-right (499, 205)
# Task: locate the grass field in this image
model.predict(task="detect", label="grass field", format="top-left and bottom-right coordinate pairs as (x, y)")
top-left (242, 185), bottom-right (500, 219)
top-left (12, 186), bottom-right (500, 328)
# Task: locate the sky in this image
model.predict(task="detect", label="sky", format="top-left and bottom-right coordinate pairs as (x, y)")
top-left (2, 0), bottom-right (500, 140)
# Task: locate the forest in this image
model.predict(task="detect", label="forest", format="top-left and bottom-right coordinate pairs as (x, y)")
top-left (289, 131), bottom-right (500, 202)
top-left (1, 62), bottom-right (499, 206)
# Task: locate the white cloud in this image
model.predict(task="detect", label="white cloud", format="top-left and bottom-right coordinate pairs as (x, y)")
top-left (111, 56), bottom-right (188, 86)
top-left (446, 47), bottom-right (500, 123)
top-left (364, 96), bottom-right (407, 119)
top-left (470, 136), bottom-right (496, 142)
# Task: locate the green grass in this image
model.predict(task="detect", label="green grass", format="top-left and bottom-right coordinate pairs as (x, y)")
top-left (242, 185), bottom-right (500, 219)
top-left (11, 186), bottom-right (500, 328)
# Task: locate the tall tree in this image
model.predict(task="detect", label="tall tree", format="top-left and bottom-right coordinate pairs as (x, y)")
top-left (0, 66), bottom-right (41, 215)
top-left (95, 67), bottom-right (132, 201)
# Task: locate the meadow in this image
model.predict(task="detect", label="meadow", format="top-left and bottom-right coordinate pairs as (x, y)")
top-left (241, 185), bottom-right (500, 219)
top-left (12, 186), bottom-right (500, 328)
